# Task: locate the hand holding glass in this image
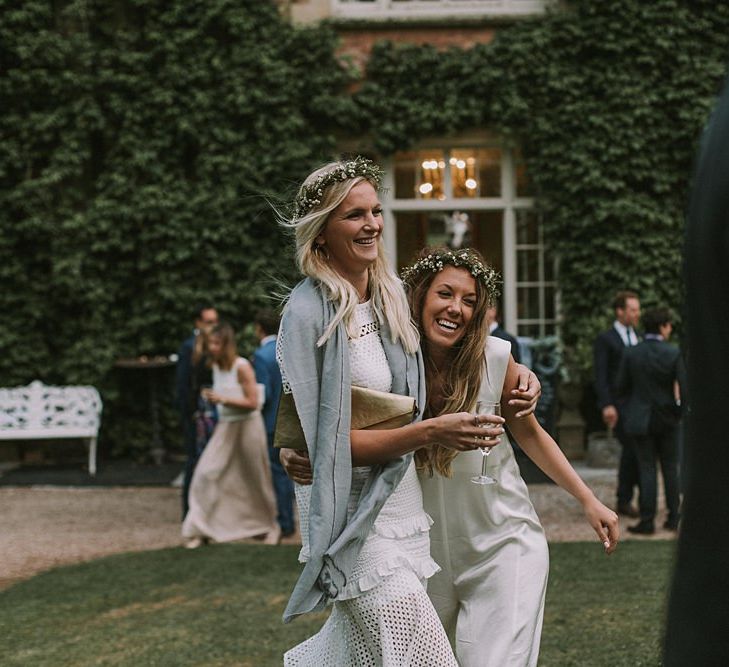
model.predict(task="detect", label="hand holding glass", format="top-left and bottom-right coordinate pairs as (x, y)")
top-left (471, 401), bottom-right (501, 485)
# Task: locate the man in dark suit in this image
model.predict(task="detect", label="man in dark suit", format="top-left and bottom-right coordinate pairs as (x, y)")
top-left (617, 307), bottom-right (682, 535)
top-left (486, 304), bottom-right (521, 363)
top-left (593, 290), bottom-right (641, 517)
top-left (664, 71), bottom-right (729, 665)
top-left (175, 303), bottom-right (218, 519)
top-left (252, 308), bottom-right (294, 537)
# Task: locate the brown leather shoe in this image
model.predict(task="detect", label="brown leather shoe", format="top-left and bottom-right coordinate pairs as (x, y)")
top-left (617, 503), bottom-right (640, 518)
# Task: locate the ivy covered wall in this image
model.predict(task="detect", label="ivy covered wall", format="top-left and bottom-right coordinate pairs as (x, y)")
top-left (0, 0), bottom-right (354, 457)
top-left (3, 0), bottom-right (729, 457)
top-left (352, 0), bottom-right (729, 377)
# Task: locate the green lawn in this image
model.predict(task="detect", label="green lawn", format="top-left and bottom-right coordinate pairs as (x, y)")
top-left (0, 541), bottom-right (675, 666)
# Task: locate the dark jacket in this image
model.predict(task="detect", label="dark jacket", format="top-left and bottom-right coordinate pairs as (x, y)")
top-left (616, 338), bottom-right (682, 437)
top-left (593, 327), bottom-right (628, 410)
top-left (175, 334), bottom-right (195, 417)
top-left (252, 337), bottom-right (282, 441)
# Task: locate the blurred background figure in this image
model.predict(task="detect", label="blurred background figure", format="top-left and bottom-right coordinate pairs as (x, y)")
top-left (593, 290), bottom-right (641, 518)
top-left (182, 322), bottom-right (279, 548)
top-left (617, 307), bottom-right (683, 535)
top-left (486, 303), bottom-right (521, 363)
top-left (252, 309), bottom-right (295, 537)
top-left (445, 210), bottom-right (472, 249)
top-left (176, 303), bottom-right (219, 519)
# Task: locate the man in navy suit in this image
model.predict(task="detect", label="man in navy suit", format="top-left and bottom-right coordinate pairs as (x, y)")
top-left (617, 307), bottom-right (682, 535)
top-left (593, 291), bottom-right (641, 517)
top-left (486, 304), bottom-right (521, 363)
top-left (252, 309), bottom-right (294, 537)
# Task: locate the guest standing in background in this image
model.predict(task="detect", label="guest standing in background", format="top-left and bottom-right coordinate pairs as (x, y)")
top-left (252, 308), bottom-right (295, 537)
top-left (486, 303), bottom-right (521, 363)
top-left (175, 303), bottom-right (218, 519)
top-left (182, 322), bottom-right (279, 548)
top-left (617, 307), bottom-right (682, 535)
top-left (593, 290), bottom-right (642, 518)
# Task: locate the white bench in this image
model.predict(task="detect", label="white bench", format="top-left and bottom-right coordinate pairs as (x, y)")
top-left (0, 381), bottom-right (103, 476)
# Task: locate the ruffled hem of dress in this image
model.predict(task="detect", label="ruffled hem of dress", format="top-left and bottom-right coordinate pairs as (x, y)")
top-left (337, 553), bottom-right (441, 601)
top-left (371, 511), bottom-right (433, 540)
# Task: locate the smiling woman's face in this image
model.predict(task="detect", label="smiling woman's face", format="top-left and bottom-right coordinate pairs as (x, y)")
top-left (316, 181), bottom-right (383, 283)
top-left (420, 265), bottom-right (477, 353)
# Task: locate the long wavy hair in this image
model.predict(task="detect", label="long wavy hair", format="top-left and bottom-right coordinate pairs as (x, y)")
top-left (405, 247), bottom-right (495, 477)
top-left (208, 322), bottom-right (238, 371)
top-left (280, 160), bottom-right (419, 353)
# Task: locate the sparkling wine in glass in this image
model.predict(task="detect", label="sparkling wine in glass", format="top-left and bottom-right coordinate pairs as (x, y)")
top-left (470, 400), bottom-right (500, 485)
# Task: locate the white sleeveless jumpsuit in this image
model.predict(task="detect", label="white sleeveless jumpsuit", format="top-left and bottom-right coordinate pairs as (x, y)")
top-left (420, 336), bottom-right (549, 667)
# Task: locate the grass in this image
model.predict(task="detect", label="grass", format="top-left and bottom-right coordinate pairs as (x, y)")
top-left (0, 541), bottom-right (675, 666)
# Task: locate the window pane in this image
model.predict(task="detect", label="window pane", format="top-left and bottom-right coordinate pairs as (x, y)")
top-left (517, 286), bottom-right (541, 320)
top-left (517, 249), bottom-right (539, 282)
top-left (394, 151), bottom-right (417, 199)
top-left (450, 148), bottom-right (501, 198)
top-left (419, 151), bottom-right (446, 200)
top-left (516, 209), bottom-right (538, 245)
top-left (477, 148), bottom-right (502, 197)
top-left (395, 212), bottom-right (426, 269)
top-left (544, 286), bottom-right (556, 320)
top-left (544, 248), bottom-right (555, 281)
top-left (514, 147), bottom-right (533, 197)
top-left (394, 150), bottom-right (446, 199)
top-left (518, 323), bottom-right (542, 338)
top-left (469, 209), bottom-right (503, 276)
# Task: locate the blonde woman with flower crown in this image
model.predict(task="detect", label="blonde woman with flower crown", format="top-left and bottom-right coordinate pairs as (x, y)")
top-left (277, 157), bottom-right (531, 666)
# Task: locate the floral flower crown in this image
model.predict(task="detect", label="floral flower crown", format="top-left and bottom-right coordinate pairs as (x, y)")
top-left (293, 156), bottom-right (385, 218)
top-left (401, 247), bottom-right (501, 303)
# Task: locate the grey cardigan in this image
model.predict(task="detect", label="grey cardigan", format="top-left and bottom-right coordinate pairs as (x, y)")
top-left (278, 278), bottom-right (426, 622)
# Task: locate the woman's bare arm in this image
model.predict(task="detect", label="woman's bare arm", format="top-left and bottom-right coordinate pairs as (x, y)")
top-left (501, 357), bottom-right (620, 553)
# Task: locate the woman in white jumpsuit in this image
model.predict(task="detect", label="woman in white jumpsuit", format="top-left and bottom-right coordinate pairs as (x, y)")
top-left (405, 248), bottom-right (619, 667)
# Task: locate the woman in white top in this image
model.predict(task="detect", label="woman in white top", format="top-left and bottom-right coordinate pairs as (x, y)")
top-left (182, 322), bottom-right (279, 548)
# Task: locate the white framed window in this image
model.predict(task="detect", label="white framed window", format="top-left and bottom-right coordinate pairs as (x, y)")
top-left (331, 0), bottom-right (549, 20)
top-left (382, 142), bottom-right (557, 337)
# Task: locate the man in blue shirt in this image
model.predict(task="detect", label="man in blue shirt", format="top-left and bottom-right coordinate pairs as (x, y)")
top-left (252, 309), bottom-right (294, 537)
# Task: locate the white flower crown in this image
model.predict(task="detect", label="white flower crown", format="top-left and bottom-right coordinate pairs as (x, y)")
top-left (293, 156), bottom-right (384, 218)
top-left (401, 247), bottom-right (501, 303)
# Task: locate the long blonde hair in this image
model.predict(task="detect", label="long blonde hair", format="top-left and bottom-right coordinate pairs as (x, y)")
top-left (404, 247), bottom-right (496, 477)
top-left (281, 160), bottom-right (419, 353)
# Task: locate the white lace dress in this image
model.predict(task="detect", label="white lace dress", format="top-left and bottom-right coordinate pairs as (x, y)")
top-left (283, 301), bottom-right (457, 666)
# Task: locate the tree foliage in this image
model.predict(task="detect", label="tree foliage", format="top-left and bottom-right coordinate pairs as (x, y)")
top-left (0, 0), bottom-right (353, 456)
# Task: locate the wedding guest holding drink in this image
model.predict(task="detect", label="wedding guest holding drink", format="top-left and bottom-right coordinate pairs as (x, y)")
top-left (403, 247), bottom-right (619, 666)
top-left (284, 246), bottom-right (619, 666)
top-left (182, 322), bottom-right (279, 548)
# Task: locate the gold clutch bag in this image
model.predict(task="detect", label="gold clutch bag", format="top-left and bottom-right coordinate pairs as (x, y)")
top-left (274, 386), bottom-right (417, 451)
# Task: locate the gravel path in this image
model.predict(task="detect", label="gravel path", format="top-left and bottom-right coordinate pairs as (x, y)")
top-left (0, 464), bottom-right (675, 591)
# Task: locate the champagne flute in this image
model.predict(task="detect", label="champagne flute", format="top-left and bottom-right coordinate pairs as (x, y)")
top-left (470, 400), bottom-right (500, 485)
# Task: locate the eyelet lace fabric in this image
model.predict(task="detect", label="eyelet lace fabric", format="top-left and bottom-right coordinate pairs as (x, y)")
top-left (283, 302), bottom-right (456, 666)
